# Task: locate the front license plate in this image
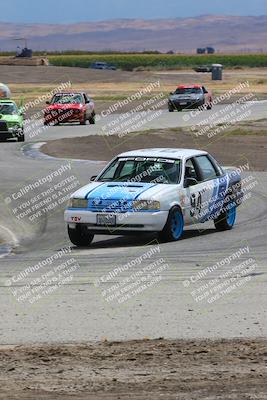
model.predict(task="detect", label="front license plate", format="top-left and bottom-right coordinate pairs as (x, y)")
top-left (97, 214), bottom-right (116, 226)
top-left (180, 102), bottom-right (187, 105)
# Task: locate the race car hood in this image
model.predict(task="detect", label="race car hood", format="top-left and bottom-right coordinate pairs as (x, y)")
top-left (169, 93), bottom-right (203, 101)
top-left (46, 103), bottom-right (84, 111)
top-left (0, 114), bottom-right (22, 124)
top-left (71, 181), bottom-right (162, 201)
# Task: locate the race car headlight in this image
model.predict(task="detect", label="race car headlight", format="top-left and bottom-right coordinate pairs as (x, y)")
top-left (132, 200), bottom-right (160, 211)
top-left (68, 198), bottom-right (88, 208)
top-left (8, 125), bottom-right (19, 132)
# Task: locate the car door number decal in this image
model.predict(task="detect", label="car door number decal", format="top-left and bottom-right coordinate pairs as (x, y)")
top-left (190, 192), bottom-right (202, 217)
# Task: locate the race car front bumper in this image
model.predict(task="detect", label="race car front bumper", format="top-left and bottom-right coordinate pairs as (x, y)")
top-left (0, 129), bottom-right (22, 140)
top-left (64, 209), bottom-right (169, 233)
top-left (44, 110), bottom-right (85, 124)
top-left (0, 132), bottom-right (16, 140)
top-left (169, 99), bottom-right (204, 109)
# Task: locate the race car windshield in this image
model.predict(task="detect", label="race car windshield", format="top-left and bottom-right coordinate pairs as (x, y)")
top-left (98, 158), bottom-right (182, 184)
top-left (174, 88), bottom-right (202, 94)
top-left (0, 103), bottom-right (17, 115)
top-left (52, 94), bottom-right (83, 104)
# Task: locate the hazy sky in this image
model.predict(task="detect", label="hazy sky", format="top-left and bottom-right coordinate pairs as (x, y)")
top-left (1, 0), bottom-right (266, 23)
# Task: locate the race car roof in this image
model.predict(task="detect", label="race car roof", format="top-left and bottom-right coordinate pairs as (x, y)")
top-left (176, 85), bottom-right (202, 89)
top-left (0, 99), bottom-right (16, 103)
top-left (118, 148), bottom-right (207, 160)
top-left (54, 92), bottom-right (86, 95)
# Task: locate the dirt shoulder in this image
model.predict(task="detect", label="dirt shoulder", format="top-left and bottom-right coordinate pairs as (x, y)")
top-left (0, 339), bottom-right (266, 400)
top-left (41, 128), bottom-right (267, 171)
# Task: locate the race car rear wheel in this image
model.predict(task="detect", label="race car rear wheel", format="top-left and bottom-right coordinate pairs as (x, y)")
top-left (159, 206), bottom-right (184, 242)
top-left (68, 224), bottom-right (94, 247)
top-left (214, 203), bottom-right (236, 231)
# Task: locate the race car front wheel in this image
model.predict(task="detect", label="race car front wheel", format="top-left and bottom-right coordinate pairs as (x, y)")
top-left (17, 130), bottom-right (25, 142)
top-left (17, 134), bottom-right (25, 142)
top-left (206, 101), bottom-right (213, 110)
top-left (159, 206), bottom-right (184, 242)
top-left (89, 115), bottom-right (96, 124)
top-left (80, 114), bottom-right (87, 125)
top-left (214, 203), bottom-right (237, 231)
top-left (68, 224), bottom-right (94, 247)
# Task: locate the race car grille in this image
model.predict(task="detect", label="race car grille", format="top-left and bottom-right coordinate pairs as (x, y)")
top-left (0, 121), bottom-right (8, 131)
top-left (88, 198), bottom-right (132, 213)
top-left (46, 109), bottom-right (77, 117)
top-left (173, 101), bottom-right (194, 106)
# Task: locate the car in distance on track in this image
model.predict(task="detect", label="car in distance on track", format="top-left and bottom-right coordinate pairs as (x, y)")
top-left (44, 92), bottom-right (95, 126)
top-left (0, 99), bottom-right (24, 142)
top-left (168, 85), bottom-right (212, 112)
top-left (194, 65), bottom-right (212, 73)
top-left (90, 62), bottom-right (117, 70)
top-left (65, 148), bottom-right (243, 246)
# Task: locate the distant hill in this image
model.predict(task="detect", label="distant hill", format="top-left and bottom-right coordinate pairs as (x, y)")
top-left (0, 15), bottom-right (267, 52)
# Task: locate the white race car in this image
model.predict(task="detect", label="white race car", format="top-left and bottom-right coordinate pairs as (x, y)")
top-left (64, 148), bottom-right (243, 246)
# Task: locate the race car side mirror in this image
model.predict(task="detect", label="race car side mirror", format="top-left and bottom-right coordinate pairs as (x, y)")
top-left (184, 177), bottom-right (198, 187)
top-left (90, 176), bottom-right (97, 181)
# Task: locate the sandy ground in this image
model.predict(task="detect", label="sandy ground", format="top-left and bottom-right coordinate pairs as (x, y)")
top-left (42, 127), bottom-right (267, 171)
top-left (0, 339), bottom-right (266, 400)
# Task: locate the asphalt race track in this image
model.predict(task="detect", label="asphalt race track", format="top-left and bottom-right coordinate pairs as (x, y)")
top-left (26, 101), bottom-right (267, 141)
top-left (0, 104), bottom-right (266, 344)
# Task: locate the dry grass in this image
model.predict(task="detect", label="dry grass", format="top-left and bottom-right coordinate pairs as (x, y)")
top-left (3, 66), bottom-right (267, 112)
